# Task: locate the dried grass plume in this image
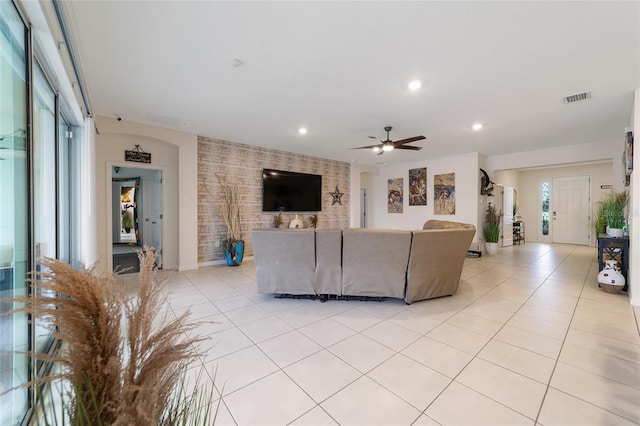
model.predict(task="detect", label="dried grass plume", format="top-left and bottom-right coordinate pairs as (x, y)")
top-left (6, 246), bottom-right (208, 425)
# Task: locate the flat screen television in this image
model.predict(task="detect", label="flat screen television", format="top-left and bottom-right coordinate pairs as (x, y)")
top-left (262, 169), bottom-right (322, 212)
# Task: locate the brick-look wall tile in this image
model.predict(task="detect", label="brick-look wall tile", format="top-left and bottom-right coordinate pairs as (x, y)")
top-left (198, 137), bottom-right (350, 263)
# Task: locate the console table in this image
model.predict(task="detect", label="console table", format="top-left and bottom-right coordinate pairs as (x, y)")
top-left (597, 234), bottom-right (629, 292)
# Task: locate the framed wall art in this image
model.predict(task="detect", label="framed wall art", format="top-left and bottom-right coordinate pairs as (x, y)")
top-left (409, 167), bottom-right (427, 206)
top-left (388, 178), bottom-right (403, 213)
top-left (434, 172), bottom-right (455, 215)
top-left (625, 130), bottom-right (633, 175)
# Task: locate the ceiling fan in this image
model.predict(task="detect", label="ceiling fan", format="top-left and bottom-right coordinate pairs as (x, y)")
top-left (351, 126), bottom-right (426, 155)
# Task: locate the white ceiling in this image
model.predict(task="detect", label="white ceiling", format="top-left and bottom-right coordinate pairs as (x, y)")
top-left (66, 1), bottom-right (639, 166)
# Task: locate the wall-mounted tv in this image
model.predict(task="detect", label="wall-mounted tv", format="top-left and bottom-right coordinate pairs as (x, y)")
top-left (262, 169), bottom-right (322, 212)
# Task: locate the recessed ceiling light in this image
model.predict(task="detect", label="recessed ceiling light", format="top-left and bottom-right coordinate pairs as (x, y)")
top-left (472, 123), bottom-right (483, 130)
top-left (298, 127), bottom-right (308, 135)
top-left (408, 80), bottom-right (422, 91)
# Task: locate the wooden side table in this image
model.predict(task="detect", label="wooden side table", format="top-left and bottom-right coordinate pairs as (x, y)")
top-left (597, 234), bottom-right (629, 292)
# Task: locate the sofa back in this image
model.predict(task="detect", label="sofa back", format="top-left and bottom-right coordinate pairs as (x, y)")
top-left (252, 221), bottom-right (475, 303)
top-left (341, 229), bottom-right (411, 298)
top-left (252, 229), bottom-right (317, 295)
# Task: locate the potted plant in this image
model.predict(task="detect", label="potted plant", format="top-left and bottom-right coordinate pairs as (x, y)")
top-left (599, 191), bottom-right (628, 237)
top-left (483, 202), bottom-right (501, 255)
top-left (214, 173), bottom-right (244, 266)
top-left (122, 212), bottom-right (132, 233)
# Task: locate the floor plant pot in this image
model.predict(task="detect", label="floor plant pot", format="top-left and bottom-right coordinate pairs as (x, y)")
top-left (485, 242), bottom-right (498, 255)
top-left (225, 239), bottom-right (244, 266)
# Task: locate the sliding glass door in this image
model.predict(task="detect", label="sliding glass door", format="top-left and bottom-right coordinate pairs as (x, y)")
top-left (0, 0), bottom-right (29, 423)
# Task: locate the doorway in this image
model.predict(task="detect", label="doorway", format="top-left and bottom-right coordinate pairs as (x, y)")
top-left (111, 166), bottom-right (163, 272)
top-left (360, 188), bottom-right (368, 228)
top-left (551, 175), bottom-right (590, 245)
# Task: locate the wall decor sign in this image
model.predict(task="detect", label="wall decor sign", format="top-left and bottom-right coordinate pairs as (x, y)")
top-left (388, 178), bottom-right (403, 213)
top-left (434, 172), bottom-right (455, 214)
top-left (408, 167), bottom-right (427, 206)
top-left (125, 144), bottom-right (152, 164)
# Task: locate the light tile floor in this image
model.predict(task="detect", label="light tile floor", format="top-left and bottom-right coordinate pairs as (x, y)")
top-left (120, 243), bottom-right (640, 425)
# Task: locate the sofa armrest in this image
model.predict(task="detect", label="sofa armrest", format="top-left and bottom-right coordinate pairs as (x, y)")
top-left (405, 225), bottom-right (475, 303)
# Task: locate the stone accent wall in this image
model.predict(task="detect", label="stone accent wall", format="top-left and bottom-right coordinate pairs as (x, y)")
top-left (198, 136), bottom-right (350, 263)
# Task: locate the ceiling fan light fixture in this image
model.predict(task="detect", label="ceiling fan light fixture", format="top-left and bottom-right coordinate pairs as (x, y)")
top-left (408, 80), bottom-right (422, 91)
top-left (383, 144), bottom-right (394, 152)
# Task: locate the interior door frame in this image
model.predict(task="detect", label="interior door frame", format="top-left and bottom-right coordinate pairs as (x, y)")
top-left (106, 161), bottom-right (166, 273)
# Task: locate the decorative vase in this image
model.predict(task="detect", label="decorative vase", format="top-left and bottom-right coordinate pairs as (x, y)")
top-left (486, 242), bottom-right (498, 255)
top-left (598, 259), bottom-right (625, 294)
top-left (225, 239), bottom-right (244, 266)
top-left (607, 228), bottom-right (624, 238)
top-left (289, 214), bottom-right (304, 229)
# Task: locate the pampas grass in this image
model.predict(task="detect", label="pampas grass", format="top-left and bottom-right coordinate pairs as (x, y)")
top-left (213, 173), bottom-right (243, 242)
top-left (6, 246), bottom-right (214, 425)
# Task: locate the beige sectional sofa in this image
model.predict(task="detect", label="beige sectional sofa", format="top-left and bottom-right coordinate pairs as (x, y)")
top-left (252, 220), bottom-right (475, 304)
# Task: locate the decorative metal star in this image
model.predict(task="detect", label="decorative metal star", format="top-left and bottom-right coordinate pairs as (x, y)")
top-left (329, 185), bottom-right (344, 205)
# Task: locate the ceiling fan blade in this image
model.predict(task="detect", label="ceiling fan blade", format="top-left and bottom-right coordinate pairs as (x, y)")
top-left (393, 135), bottom-right (426, 146)
top-left (394, 145), bottom-right (422, 151)
top-left (350, 144), bottom-right (383, 150)
top-left (376, 150), bottom-right (384, 156)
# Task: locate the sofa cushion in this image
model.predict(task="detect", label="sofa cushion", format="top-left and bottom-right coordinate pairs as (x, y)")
top-left (341, 229), bottom-right (411, 298)
top-left (252, 229), bottom-right (317, 295)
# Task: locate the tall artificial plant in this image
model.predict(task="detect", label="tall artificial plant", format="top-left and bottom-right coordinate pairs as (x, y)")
top-left (4, 247), bottom-right (216, 425)
top-left (214, 173), bottom-right (243, 245)
top-left (483, 202), bottom-right (501, 243)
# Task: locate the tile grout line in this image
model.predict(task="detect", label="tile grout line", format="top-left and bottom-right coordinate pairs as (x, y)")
top-left (415, 246), bottom-right (572, 422)
top-left (533, 246), bottom-right (597, 425)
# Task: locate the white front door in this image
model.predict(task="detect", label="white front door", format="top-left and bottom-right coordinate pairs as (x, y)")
top-left (552, 175), bottom-right (590, 245)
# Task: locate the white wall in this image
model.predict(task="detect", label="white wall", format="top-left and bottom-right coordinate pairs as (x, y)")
top-left (364, 152), bottom-right (480, 240)
top-left (93, 116), bottom-right (198, 272)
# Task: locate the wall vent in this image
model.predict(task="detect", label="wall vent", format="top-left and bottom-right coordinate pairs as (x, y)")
top-left (563, 91), bottom-right (592, 104)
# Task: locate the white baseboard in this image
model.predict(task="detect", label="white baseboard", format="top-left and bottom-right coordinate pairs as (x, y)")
top-left (198, 255), bottom-right (254, 268)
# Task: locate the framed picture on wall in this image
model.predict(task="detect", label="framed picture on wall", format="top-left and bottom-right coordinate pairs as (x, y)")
top-left (434, 173), bottom-right (455, 215)
top-left (388, 178), bottom-right (403, 213)
top-left (625, 130), bottom-right (633, 175)
top-left (409, 167), bottom-right (427, 206)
